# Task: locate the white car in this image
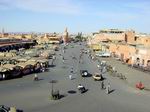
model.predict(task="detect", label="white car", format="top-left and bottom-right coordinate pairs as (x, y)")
top-left (96, 52), bottom-right (111, 57)
top-left (102, 52), bottom-right (111, 57)
top-left (93, 73), bottom-right (103, 81)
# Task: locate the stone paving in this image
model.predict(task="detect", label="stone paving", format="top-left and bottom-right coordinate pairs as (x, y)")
top-left (1, 43), bottom-right (150, 112)
top-left (97, 57), bottom-right (150, 90)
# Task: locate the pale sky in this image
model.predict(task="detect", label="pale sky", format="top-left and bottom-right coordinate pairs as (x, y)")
top-left (0, 0), bottom-right (150, 33)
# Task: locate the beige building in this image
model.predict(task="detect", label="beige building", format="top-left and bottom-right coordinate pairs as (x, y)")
top-left (88, 29), bottom-right (135, 45)
top-left (135, 34), bottom-right (150, 47)
top-left (37, 33), bottom-right (61, 44)
top-left (132, 46), bottom-right (150, 67)
top-left (88, 29), bottom-right (150, 68)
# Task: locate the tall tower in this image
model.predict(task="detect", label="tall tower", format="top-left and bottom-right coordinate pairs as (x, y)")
top-left (63, 27), bottom-right (69, 44)
top-left (44, 33), bottom-right (48, 38)
top-left (2, 28), bottom-right (4, 38)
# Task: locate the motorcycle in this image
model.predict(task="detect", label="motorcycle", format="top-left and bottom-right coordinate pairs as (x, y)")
top-left (77, 85), bottom-right (86, 93)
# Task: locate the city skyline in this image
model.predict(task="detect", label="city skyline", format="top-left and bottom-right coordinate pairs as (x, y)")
top-left (0, 0), bottom-right (150, 33)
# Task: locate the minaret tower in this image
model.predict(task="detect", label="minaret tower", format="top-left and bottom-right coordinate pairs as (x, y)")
top-left (63, 27), bottom-right (69, 44)
top-left (2, 28), bottom-right (4, 38)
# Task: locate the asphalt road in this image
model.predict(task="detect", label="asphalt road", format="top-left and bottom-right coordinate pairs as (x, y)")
top-left (0, 42), bottom-right (150, 112)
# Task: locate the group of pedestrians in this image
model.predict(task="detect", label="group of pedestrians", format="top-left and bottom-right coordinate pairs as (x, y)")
top-left (97, 60), bottom-right (111, 94)
top-left (69, 67), bottom-right (73, 79)
top-left (67, 47), bottom-right (112, 94)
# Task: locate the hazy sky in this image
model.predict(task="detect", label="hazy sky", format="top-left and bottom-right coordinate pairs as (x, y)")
top-left (0, 0), bottom-right (150, 33)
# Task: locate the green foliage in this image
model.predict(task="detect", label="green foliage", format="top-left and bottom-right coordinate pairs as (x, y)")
top-left (75, 32), bottom-right (83, 41)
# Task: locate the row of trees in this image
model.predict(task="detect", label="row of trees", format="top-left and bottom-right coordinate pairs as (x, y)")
top-left (75, 32), bottom-right (87, 42)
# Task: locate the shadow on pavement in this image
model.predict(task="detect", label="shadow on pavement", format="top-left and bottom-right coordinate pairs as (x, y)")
top-left (17, 110), bottom-right (24, 112)
top-left (68, 90), bottom-right (77, 94)
top-left (38, 78), bottom-right (44, 81)
top-left (109, 89), bottom-right (115, 94)
top-left (83, 89), bottom-right (89, 93)
top-left (62, 66), bottom-right (68, 69)
top-left (59, 94), bottom-right (67, 99)
top-left (87, 73), bottom-right (92, 77)
top-left (49, 65), bottom-right (56, 67)
top-left (102, 77), bottom-right (107, 81)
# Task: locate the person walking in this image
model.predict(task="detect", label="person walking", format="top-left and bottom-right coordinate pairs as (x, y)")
top-left (69, 74), bottom-right (72, 80)
top-left (2, 74), bottom-right (5, 80)
top-left (62, 56), bottom-right (65, 63)
top-left (106, 83), bottom-right (111, 94)
top-left (101, 80), bottom-right (104, 89)
top-left (113, 67), bottom-right (116, 72)
top-left (97, 64), bottom-right (100, 68)
top-left (63, 49), bottom-right (65, 53)
top-left (71, 67), bottom-right (73, 73)
top-left (34, 74), bottom-right (38, 81)
top-left (51, 56), bottom-right (56, 65)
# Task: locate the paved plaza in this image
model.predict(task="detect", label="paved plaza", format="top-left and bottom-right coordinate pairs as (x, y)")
top-left (1, 42), bottom-right (150, 112)
top-left (98, 57), bottom-right (150, 91)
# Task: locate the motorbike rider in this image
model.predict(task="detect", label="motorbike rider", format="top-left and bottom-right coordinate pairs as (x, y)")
top-left (77, 84), bottom-right (84, 89)
top-left (69, 74), bottom-right (72, 80)
top-left (77, 84), bottom-right (86, 93)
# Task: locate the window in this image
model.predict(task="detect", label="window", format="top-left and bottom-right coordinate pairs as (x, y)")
top-left (134, 37), bottom-right (138, 41)
top-left (136, 58), bottom-right (140, 66)
top-left (125, 36), bottom-right (127, 42)
top-left (147, 60), bottom-right (150, 66)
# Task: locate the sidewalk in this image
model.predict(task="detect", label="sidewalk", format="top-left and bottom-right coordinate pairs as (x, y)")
top-left (98, 57), bottom-right (150, 90)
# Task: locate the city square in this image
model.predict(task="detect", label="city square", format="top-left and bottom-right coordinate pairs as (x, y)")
top-left (1, 0), bottom-right (150, 112)
top-left (1, 42), bottom-right (150, 112)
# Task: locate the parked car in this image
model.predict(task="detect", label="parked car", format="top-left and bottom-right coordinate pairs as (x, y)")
top-left (96, 52), bottom-right (111, 57)
top-left (93, 73), bottom-right (103, 81)
top-left (0, 67), bottom-right (11, 80)
top-left (80, 70), bottom-right (89, 77)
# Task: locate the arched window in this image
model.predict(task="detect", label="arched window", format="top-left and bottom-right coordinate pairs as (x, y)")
top-left (147, 60), bottom-right (150, 67)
